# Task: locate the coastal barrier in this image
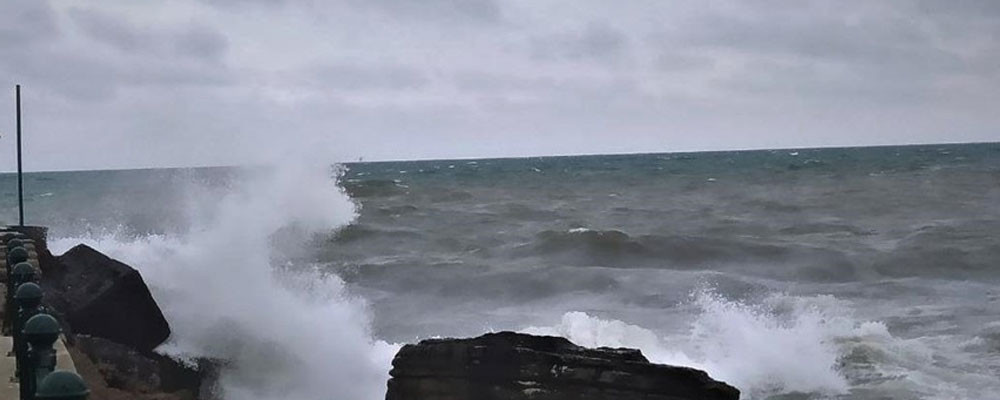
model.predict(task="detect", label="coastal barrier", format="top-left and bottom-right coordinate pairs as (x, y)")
top-left (1, 227), bottom-right (89, 400)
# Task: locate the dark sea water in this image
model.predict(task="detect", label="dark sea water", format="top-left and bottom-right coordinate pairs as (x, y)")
top-left (2, 142), bottom-right (999, 400)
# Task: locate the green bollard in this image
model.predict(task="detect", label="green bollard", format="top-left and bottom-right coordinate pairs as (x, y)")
top-left (7, 247), bottom-right (30, 295)
top-left (14, 282), bottom-right (45, 388)
top-left (4, 233), bottom-right (27, 266)
top-left (7, 246), bottom-right (29, 265)
top-left (35, 370), bottom-right (89, 400)
top-left (6, 261), bottom-right (36, 335)
top-left (7, 237), bottom-right (25, 249)
top-left (6, 246), bottom-right (30, 295)
top-left (11, 262), bottom-right (36, 285)
top-left (23, 314), bottom-right (61, 400)
top-left (13, 282), bottom-right (44, 336)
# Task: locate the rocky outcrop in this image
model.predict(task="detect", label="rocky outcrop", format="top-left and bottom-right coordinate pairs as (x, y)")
top-left (72, 335), bottom-right (221, 399)
top-left (40, 244), bottom-right (170, 352)
top-left (26, 239), bottom-right (221, 400)
top-left (386, 331), bottom-right (739, 400)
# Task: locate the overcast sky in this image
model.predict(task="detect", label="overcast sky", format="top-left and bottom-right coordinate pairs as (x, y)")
top-left (0, 0), bottom-right (998, 171)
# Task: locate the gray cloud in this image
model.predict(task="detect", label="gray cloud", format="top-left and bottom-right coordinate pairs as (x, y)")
top-left (530, 22), bottom-right (628, 63)
top-left (1, 45), bottom-right (233, 102)
top-left (911, 0), bottom-right (1000, 17)
top-left (452, 70), bottom-right (637, 108)
top-left (0, 0), bottom-right (997, 171)
top-left (348, 0), bottom-right (502, 23)
top-left (199, 0), bottom-right (287, 6)
top-left (69, 8), bottom-right (229, 62)
top-left (0, 0), bottom-right (59, 45)
top-left (678, 13), bottom-right (956, 70)
top-left (0, 6), bottom-right (233, 107)
top-left (308, 64), bottom-right (429, 91)
top-left (68, 8), bottom-right (149, 53)
top-left (653, 52), bottom-right (715, 71)
top-left (197, 0), bottom-right (502, 23)
top-left (173, 24), bottom-right (229, 61)
top-left (638, 2), bottom-right (999, 111)
top-left (717, 58), bottom-right (935, 106)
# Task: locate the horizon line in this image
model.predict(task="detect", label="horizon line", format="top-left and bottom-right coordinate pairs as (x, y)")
top-left (1, 139), bottom-right (996, 174)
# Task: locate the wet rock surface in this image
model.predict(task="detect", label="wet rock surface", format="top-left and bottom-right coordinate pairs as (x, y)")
top-left (40, 244), bottom-right (170, 352)
top-left (25, 238), bottom-right (220, 400)
top-left (73, 335), bottom-right (210, 395)
top-left (386, 331), bottom-right (740, 400)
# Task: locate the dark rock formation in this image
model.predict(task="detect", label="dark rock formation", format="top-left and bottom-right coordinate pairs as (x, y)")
top-left (40, 244), bottom-right (170, 353)
top-left (73, 335), bottom-right (218, 398)
top-left (386, 331), bottom-right (740, 400)
top-left (13, 231), bottom-right (218, 400)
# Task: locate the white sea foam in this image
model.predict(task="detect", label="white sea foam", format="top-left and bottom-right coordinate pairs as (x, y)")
top-left (525, 288), bottom-right (1000, 400)
top-left (50, 161), bottom-right (397, 400)
top-left (687, 291), bottom-right (852, 397)
top-left (526, 291), bottom-right (856, 399)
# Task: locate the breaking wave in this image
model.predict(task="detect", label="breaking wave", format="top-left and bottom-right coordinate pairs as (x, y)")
top-left (524, 289), bottom-right (1000, 400)
top-left (51, 161), bottom-right (397, 400)
top-left (524, 290), bottom-right (850, 399)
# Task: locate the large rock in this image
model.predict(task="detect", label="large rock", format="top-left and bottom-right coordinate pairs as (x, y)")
top-left (386, 331), bottom-right (739, 400)
top-left (41, 244), bottom-right (170, 352)
top-left (73, 335), bottom-right (219, 398)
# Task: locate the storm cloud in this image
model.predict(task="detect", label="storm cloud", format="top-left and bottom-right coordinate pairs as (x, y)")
top-left (0, 0), bottom-right (997, 170)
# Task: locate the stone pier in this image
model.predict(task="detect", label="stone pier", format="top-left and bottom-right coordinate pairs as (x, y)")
top-left (0, 227), bottom-right (76, 398)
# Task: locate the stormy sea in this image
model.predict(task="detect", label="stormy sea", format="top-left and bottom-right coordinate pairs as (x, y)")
top-left (1, 142), bottom-right (999, 400)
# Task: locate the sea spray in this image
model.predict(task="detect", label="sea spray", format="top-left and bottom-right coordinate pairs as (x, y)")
top-left (522, 311), bottom-right (700, 368)
top-left (51, 162), bottom-right (398, 400)
top-left (525, 290), bottom-right (857, 399)
top-left (686, 291), bottom-right (850, 397)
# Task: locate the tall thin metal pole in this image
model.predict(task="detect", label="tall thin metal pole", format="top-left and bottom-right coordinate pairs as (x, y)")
top-left (16, 85), bottom-right (24, 226)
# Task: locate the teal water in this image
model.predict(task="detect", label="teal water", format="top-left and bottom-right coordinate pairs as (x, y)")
top-left (3, 142), bottom-right (1000, 399)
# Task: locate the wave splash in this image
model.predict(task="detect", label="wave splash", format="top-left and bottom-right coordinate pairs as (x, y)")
top-left (526, 291), bottom-right (857, 399)
top-left (50, 162), bottom-right (397, 400)
top-left (527, 289), bottom-right (1000, 400)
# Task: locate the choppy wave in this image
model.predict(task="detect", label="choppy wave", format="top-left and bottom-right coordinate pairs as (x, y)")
top-left (779, 222), bottom-right (876, 236)
top-left (27, 143), bottom-right (1000, 400)
top-left (525, 290), bottom-right (1000, 400)
top-left (340, 179), bottom-right (408, 198)
top-left (331, 224), bottom-right (423, 243)
top-left (524, 228), bottom-right (811, 268)
top-left (872, 221), bottom-right (1000, 280)
top-left (521, 227), bottom-right (980, 283)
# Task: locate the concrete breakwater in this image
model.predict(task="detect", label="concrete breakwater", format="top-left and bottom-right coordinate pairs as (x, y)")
top-left (1, 226), bottom-right (82, 399)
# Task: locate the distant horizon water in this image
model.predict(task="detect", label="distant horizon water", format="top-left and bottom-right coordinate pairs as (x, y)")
top-left (0, 139), bottom-right (996, 174)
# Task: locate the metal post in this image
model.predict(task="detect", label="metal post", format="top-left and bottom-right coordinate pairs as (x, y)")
top-left (23, 314), bottom-right (60, 400)
top-left (5, 247), bottom-right (30, 335)
top-left (14, 282), bottom-right (44, 396)
top-left (16, 85), bottom-right (24, 226)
